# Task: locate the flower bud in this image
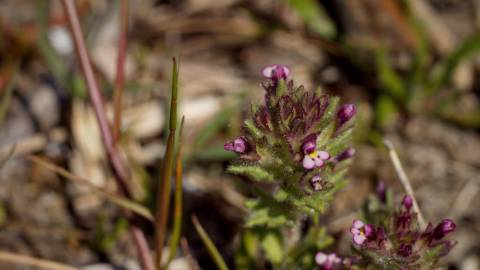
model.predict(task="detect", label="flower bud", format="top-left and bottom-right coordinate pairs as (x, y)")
top-left (335, 147), bottom-right (355, 162)
top-left (402, 195), bottom-right (413, 210)
top-left (376, 181), bottom-right (386, 203)
top-left (337, 104), bottom-right (356, 127)
top-left (433, 219), bottom-right (456, 240)
top-left (224, 137), bottom-right (249, 154)
top-left (262, 64), bottom-right (290, 81)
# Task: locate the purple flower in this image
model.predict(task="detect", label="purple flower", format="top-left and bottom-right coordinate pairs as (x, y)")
top-left (224, 137), bottom-right (249, 154)
top-left (433, 219), bottom-right (456, 240)
top-left (350, 220), bottom-right (374, 245)
top-left (376, 181), bottom-right (387, 203)
top-left (262, 64), bottom-right (290, 81)
top-left (302, 140), bottom-right (316, 154)
top-left (315, 252), bottom-right (341, 270)
top-left (303, 150), bottom-right (330, 170)
top-left (337, 104), bottom-right (356, 127)
top-left (402, 195), bottom-right (413, 210)
top-left (334, 147), bottom-right (356, 162)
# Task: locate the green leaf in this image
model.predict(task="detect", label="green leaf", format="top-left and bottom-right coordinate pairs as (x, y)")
top-left (245, 119), bottom-right (264, 139)
top-left (228, 164), bottom-right (274, 182)
top-left (245, 199), bottom-right (292, 227)
top-left (261, 231), bottom-right (284, 265)
top-left (324, 128), bottom-right (353, 157)
top-left (315, 121), bottom-right (335, 148)
top-left (286, 0), bottom-right (337, 38)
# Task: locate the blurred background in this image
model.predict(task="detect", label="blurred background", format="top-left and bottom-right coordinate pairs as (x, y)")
top-left (0, 0), bottom-right (479, 269)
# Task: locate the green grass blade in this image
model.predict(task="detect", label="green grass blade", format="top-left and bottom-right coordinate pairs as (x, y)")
top-left (155, 58), bottom-right (179, 269)
top-left (375, 48), bottom-right (407, 102)
top-left (165, 117), bottom-right (185, 269)
top-left (428, 33), bottom-right (480, 95)
top-left (192, 215), bottom-right (230, 270)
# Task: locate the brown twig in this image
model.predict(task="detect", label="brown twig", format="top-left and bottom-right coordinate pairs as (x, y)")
top-left (0, 251), bottom-right (78, 270)
top-left (384, 139), bottom-right (426, 228)
top-left (61, 1), bottom-right (154, 270)
top-left (113, 0), bottom-right (129, 142)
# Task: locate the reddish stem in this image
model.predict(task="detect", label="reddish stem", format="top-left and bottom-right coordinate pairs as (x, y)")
top-left (61, 1), bottom-right (154, 269)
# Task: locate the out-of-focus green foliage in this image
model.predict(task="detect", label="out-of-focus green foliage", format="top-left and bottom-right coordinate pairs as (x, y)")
top-left (286, 0), bottom-right (337, 39)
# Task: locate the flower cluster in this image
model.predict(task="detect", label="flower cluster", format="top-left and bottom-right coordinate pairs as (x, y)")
top-left (315, 252), bottom-right (342, 270)
top-left (349, 194), bottom-right (457, 269)
top-left (225, 64), bottom-right (356, 226)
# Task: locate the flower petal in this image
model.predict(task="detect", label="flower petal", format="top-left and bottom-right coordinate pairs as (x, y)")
top-left (318, 151), bottom-right (330, 160)
top-left (314, 158), bottom-right (324, 167)
top-left (303, 155), bottom-right (315, 170)
top-left (262, 65), bottom-right (275, 78)
top-left (353, 234), bottom-right (367, 245)
top-left (315, 252), bottom-right (327, 265)
top-left (352, 219), bottom-right (364, 229)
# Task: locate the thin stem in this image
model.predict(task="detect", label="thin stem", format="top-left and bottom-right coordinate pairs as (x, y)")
top-left (384, 139), bottom-right (426, 228)
top-left (155, 58), bottom-right (179, 270)
top-left (61, 0), bottom-right (130, 195)
top-left (191, 215), bottom-right (230, 270)
top-left (61, 1), bottom-right (154, 269)
top-left (113, 0), bottom-right (129, 142)
top-left (165, 117), bottom-right (185, 268)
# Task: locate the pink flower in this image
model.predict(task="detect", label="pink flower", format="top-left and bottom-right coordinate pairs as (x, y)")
top-left (315, 252), bottom-right (341, 270)
top-left (402, 195), bottom-right (413, 210)
top-left (350, 220), bottom-right (373, 245)
top-left (303, 150), bottom-right (330, 170)
top-left (336, 104), bottom-right (356, 128)
top-left (224, 137), bottom-right (249, 154)
top-left (262, 64), bottom-right (290, 81)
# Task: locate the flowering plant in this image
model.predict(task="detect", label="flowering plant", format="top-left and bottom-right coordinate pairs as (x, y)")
top-left (225, 64), bottom-right (356, 227)
top-left (344, 185), bottom-right (457, 270)
top-left (224, 65), bottom-right (456, 270)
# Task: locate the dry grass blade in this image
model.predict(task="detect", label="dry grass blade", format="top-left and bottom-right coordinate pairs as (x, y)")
top-left (191, 215), bottom-right (230, 270)
top-left (165, 116), bottom-right (185, 269)
top-left (0, 251), bottom-right (78, 270)
top-left (28, 155), bottom-right (153, 222)
top-left (155, 58), bottom-right (179, 269)
top-left (384, 139), bottom-right (426, 228)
